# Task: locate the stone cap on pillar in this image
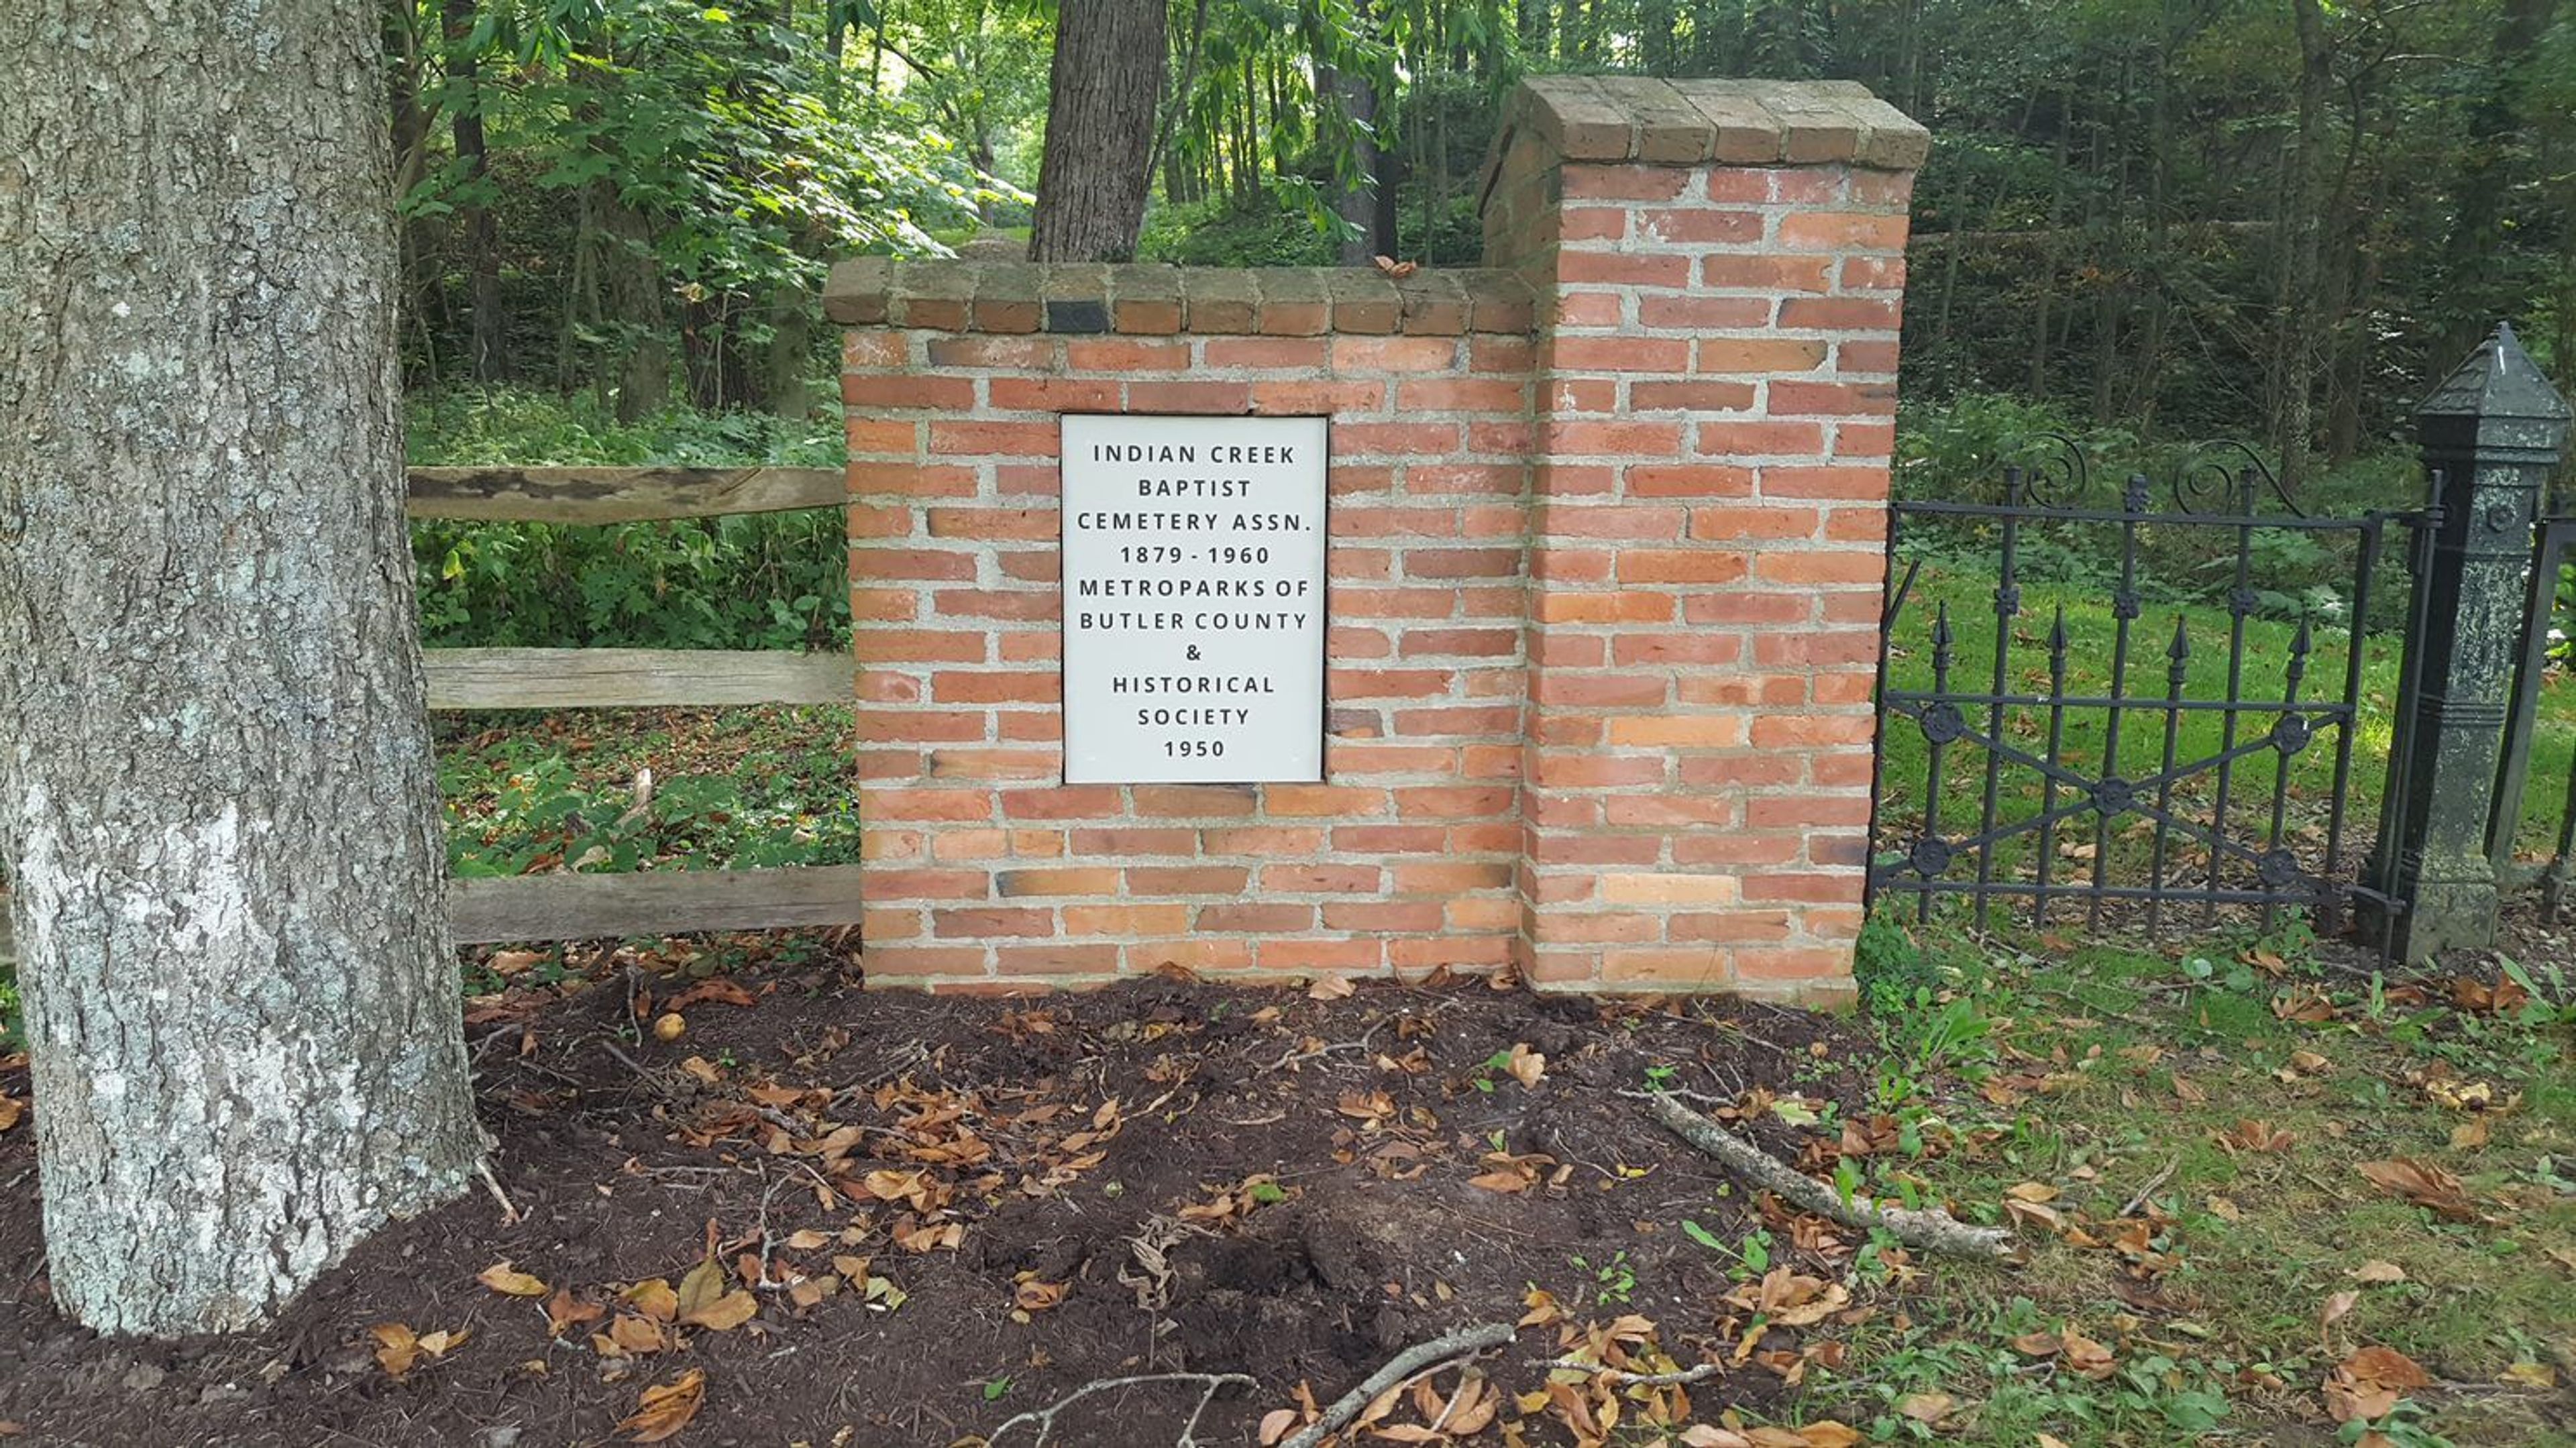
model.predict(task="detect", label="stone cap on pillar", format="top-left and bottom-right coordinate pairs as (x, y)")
top-left (2418, 323), bottom-right (2571, 461)
top-left (1496, 74), bottom-right (1930, 173)
top-left (2420, 323), bottom-right (2572, 424)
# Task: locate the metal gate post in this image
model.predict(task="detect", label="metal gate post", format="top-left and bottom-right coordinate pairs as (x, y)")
top-left (2364, 324), bottom-right (2571, 960)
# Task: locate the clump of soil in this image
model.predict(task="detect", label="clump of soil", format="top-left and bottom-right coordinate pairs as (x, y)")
top-left (0, 951), bottom-right (1882, 1446)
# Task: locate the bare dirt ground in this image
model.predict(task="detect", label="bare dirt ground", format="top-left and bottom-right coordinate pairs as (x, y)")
top-left (0, 944), bottom-right (1882, 1447)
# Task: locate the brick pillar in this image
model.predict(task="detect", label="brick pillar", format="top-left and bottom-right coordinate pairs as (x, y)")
top-left (1487, 77), bottom-right (1927, 1000)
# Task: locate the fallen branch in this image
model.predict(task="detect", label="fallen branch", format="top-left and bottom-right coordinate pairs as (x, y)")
top-left (474, 1158), bottom-right (521, 1225)
top-left (1535, 1357), bottom-right (1723, 1387)
top-left (1284, 1323), bottom-right (1517, 1448)
top-left (979, 1372), bottom-right (1256, 1447)
top-left (2118, 1157), bottom-right (2180, 1219)
top-left (1643, 1092), bottom-right (2012, 1261)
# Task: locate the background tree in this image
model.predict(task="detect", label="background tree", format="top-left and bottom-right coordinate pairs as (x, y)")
top-left (1026, 0), bottom-right (1171, 259)
top-left (0, 0), bottom-right (484, 1335)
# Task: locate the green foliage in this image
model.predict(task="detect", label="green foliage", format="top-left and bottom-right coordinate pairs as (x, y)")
top-left (1891, 393), bottom-right (2426, 632)
top-left (1136, 184), bottom-right (1342, 268)
top-left (439, 706), bottom-right (859, 876)
top-left (407, 387), bottom-right (847, 650)
top-left (396, 0), bottom-right (1010, 396)
top-left (408, 386), bottom-right (843, 468)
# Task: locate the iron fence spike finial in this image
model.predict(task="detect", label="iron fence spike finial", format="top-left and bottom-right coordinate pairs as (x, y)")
top-left (2167, 616), bottom-right (2191, 660)
top-left (2048, 604), bottom-right (2068, 653)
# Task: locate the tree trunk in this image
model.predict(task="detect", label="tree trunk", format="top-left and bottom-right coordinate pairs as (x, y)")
top-left (1519, 0), bottom-right (1551, 62)
top-left (1331, 64), bottom-right (1384, 266)
top-left (2442, 0), bottom-right (2557, 362)
top-left (1028, 0), bottom-right (1168, 262)
top-left (0, 0), bottom-right (481, 1337)
top-left (2275, 0), bottom-right (2331, 490)
top-left (598, 180), bottom-right (673, 422)
top-left (385, 0), bottom-right (441, 384)
top-left (444, 0), bottom-right (506, 382)
top-left (765, 282), bottom-right (817, 420)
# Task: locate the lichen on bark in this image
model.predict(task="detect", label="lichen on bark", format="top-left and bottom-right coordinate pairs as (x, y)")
top-left (0, 0), bottom-right (481, 1335)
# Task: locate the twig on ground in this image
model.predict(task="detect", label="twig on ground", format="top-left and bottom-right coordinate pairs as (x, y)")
top-left (1644, 1092), bottom-right (2013, 1261)
top-left (978, 1372), bottom-right (1256, 1447)
top-left (2119, 1157), bottom-right (2180, 1218)
top-left (1283, 1323), bottom-right (1517, 1448)
top-left (1535, 1357), bottom-right (1723, 1388)
top-left (1615, 1086), bottom-right (1733, 1107)
top-left (750, 1173), bottom-right (789, 1286)
top-left (1690, 1009), bottom-right (1793, 1056)
top-left (600, 1040), bottom-right (660, 1082)
top-left (474, 1158), bottom-right (521, 1225)
top-left (833, 1041), bottom-right (930, 1103)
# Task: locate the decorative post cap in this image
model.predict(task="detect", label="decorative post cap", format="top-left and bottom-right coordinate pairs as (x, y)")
top-left (2418, 323), bottom-right (2573, 425)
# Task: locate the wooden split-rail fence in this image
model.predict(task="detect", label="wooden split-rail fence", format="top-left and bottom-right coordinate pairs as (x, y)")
top-left (0, 465), bottom-right (863, 961)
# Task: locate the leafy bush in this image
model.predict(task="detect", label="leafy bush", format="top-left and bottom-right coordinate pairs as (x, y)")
top-left (407, 387), bottom-right (849, 650)
top-left (1137, 183), bottom-right (1343, 268)
top-left (1892, 393), bottom-right (2426, 632)
top-left (439, 707), bottom-right (858, 875)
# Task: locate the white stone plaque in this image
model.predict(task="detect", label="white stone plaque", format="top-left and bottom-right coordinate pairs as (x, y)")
top-left (1061, 414), bottom-right (1328, 784)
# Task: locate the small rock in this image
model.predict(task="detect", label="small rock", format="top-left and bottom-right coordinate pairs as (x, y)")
top-left (118, 1361), bottom-right (165, 1393)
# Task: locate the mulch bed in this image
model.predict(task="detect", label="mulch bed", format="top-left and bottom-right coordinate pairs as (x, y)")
top-left (0, 948), bottom-right (1887, 1446)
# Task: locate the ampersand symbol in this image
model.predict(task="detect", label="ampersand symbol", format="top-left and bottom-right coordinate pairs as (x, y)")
top-left (1185, 645), bottom-right (1202, 661)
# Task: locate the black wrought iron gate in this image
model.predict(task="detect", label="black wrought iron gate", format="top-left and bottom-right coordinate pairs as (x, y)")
top-left (1865, 445), bottom-right (2423, 935)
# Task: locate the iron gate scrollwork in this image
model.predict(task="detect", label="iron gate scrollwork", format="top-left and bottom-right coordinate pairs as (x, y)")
top-left (1866, 441), bottom-right (2423, 936)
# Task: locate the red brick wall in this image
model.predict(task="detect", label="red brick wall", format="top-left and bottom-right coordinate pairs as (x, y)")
top-left (828, 76), bottom-right (1925, 1000)
top-left (1505, 78), bottom-right (1921, 996)
top-left (838, 266), bottom-right (1542, 986)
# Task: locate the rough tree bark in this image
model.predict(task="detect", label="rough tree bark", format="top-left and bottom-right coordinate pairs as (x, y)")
top-left (0, 0), bottom-right (482, 1336)
top-left (1027, 0), bottom-right (1169, 262)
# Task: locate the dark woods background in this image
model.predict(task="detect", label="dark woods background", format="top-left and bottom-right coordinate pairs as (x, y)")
top-left (395, 0), bottom-right (2575, 459)
top-left (393, 0), bottom-right (2574, 650)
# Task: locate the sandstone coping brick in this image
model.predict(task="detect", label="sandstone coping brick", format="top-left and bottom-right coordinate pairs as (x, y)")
top-left (1480, 77), bottom-right (1928, 196)
top-left (824, 259), bottom-right (1539, 337)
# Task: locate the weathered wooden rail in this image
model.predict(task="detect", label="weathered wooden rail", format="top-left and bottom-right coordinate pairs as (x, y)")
top-left (407, 465), bottom-right (844, 523)
top-left (0, 465), bottom-right (864, 964)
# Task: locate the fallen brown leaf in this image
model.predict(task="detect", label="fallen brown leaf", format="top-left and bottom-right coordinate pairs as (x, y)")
top-left (2220, 1119), bottom-right (2295, 1154)
top-left (621, 1368), bottom-right (706, 1443)
top-left (2061, 1327), bottom-right (2116, 1379)
top-left (370, 1323), bottom-right (420, 1379)
top-left (477, 1262), bottom-right (549, 1298)
top-left (2325, 1345), bottom-right (2430, 1424)
top-left (674, 1255), bottom-right (758, 1330)
top-left (544, 1288), bottom-right (604, 1337)
top-left (2357, 1158), bottom-right (2477, 1221)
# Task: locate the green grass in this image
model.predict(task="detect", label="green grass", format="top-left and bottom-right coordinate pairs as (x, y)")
top-left (1774, 926), bottom-right (2576, 1447)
